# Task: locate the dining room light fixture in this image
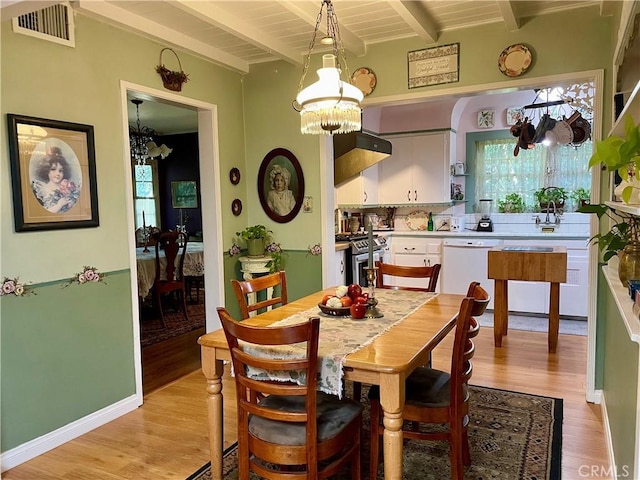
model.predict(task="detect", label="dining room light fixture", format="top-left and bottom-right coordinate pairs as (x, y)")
top-left (293, 0), bottom-right (363, 135)
top-left (129, 99), bottom-right (172, 165)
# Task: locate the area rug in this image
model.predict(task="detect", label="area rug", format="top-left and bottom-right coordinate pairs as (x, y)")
top-left (140, 300), bottom-right (205, 348)
top-left (187, 385), bottom-right (562, 480)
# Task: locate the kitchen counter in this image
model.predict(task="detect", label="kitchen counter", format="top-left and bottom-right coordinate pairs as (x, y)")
top-left (387, 230), bottom-right (589, 240)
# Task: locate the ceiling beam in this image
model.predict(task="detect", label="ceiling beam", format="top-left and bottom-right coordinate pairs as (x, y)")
top-left (496, 0), bottom-right (520, 31)
top-left (389, 1), bottom-right (438, 44)
top-left (173, 0), bottom-right (302, 66)
top-left (76, 0), bottom-right (249, 73)
top-left (279, 0), bottom-right (366, 57)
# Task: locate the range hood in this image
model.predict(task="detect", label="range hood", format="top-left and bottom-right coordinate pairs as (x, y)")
top-left (333, 131), bottom-right (392, 186)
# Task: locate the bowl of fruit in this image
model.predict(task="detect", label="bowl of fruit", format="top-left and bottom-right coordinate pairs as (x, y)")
top-left (319, 284), bottom-right (369, 319)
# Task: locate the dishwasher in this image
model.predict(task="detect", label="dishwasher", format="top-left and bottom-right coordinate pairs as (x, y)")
top-left (442, 239), bottom-right (503, 309)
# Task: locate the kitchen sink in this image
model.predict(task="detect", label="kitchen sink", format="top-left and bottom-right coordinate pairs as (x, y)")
top-left (501, 246), bottom-right (554, 252)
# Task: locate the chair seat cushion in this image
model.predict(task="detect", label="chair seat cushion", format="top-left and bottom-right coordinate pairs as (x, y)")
top-left (249, 392), bottom-right (363, 446)
top-left (368, 367), bottom-right (468, 408)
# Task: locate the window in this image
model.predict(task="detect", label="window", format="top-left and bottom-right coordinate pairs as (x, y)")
top-left (475, 138), bottom-right (592, 211)
top-left (133, 162), bottom-right (160, 228)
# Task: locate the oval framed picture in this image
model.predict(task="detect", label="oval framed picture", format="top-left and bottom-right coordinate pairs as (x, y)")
top-left (257, 148), bottom-right (305, 223)
top-left (229, 167), bottom-right (241, 185)
top-left (231, 198), bottom-right (242, 216)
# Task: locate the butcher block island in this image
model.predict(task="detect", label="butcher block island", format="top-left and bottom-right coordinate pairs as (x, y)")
top-left (488, 246), bottom-right (567, 353)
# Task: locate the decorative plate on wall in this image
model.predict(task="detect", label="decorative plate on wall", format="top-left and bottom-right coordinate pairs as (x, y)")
top-left (351, 67), bottom-right (377, 96)
top-left (229, 167), bottom-right (241, 185)
top-left (498, 43), bottom-right (533, 77)
top-left (231, 198), bottom-right (242, 216)
top-left (477, 109), bottom-right (495, 128)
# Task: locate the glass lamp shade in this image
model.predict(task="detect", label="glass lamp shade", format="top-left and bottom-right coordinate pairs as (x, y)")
top-left (296, 54), bottom-right (363, 135)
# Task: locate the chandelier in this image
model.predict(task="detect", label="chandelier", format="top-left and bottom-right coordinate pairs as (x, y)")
top-left (294, 0), bottom-right (363, 135)
top-left (129, 99), bottom-right (172, 165)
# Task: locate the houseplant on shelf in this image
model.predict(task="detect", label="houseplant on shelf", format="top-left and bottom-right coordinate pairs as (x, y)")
top-left (588, 115), bottom-right (640, 204)
top-left (498, 193), bottom-right (526, 213)
top-left (534, 187), bottom-right (567, 212)
top-left (578, 203), bottom-right (640, 286)
top-left (236, 225), bottom-right (271, 257)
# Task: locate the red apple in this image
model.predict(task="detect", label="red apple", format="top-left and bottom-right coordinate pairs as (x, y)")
top-left (353, 296), bottom-right (368, 305)
top-left (340, 296), bottom-right (353, 307)
top-left (350, 302), bottom-right (367, 319)
top-left (347, 283), bottom-right (362, 300)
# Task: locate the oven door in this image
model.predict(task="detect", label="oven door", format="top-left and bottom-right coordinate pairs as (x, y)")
top-left (353, 251), bottom-right (381, 287)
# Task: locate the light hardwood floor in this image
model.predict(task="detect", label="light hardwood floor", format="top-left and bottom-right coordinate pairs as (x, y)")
top-left (3, 327), bottom-right (610, 479)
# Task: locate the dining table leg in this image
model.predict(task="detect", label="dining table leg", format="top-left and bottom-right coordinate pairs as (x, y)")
top-left (201, 347), bottom-right (225, 480)
top-left (380, 373), bottom-right (404, 480)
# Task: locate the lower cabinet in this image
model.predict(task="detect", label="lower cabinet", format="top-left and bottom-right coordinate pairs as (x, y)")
top-left (390, 238), bottom-right (442, 292)
top-left (335, 250), bottom-right (347, 286)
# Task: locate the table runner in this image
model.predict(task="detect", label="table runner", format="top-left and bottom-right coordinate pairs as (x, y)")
top-left (244, 290), bottom-right (438, 397)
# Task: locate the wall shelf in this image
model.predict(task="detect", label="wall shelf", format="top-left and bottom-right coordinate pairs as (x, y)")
top-left (605, 201), bottom-right (640, 216)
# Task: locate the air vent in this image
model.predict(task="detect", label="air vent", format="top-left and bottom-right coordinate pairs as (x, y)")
top-left (12, 2), bottom-right (74, 47)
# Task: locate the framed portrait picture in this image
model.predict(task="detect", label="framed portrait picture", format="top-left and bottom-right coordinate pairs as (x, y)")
top-left (171, 180), bottom-right (198, 208)
top-left (7, 114), bottom-right (99, 232)
top-left (258, 148), bottom-right (305, 223)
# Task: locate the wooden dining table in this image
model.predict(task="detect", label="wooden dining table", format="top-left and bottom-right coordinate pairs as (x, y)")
top-left (198, 287), bottom-right (465, 480)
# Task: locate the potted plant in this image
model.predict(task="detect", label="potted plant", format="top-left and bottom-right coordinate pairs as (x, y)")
top-left (236, 225), bottom-right (271, 257)
top-left (498, 193), bottom-right (526, 213)
top-left (533, 187), bottom-right (567, 212)
top-left (578, 203), bottom-right (640, 286)
top-left (589, 115), bottom-right (640, 203)
top-left (570, 187), bottom-right (591, 208)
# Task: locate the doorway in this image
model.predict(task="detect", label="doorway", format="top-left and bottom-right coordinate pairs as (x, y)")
top-left (120, 81), bottom-right (225, 402)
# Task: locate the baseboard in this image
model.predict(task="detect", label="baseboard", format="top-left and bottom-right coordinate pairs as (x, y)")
top-left (1, 394), bottom-right (140, 472)
top-left (600, 392), bottom-right (617, 478)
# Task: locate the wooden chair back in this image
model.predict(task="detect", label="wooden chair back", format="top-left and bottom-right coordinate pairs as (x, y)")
top-left (217, 307), bottom-right (362, 480)
top-left (231, 271), bottom-right (288, 319)
top-left (375, 260), bottom-right (441, 292)
top-left (368, 281), bottom-right (490, 480)
top-left (153, 230), bottom-right (188, 325)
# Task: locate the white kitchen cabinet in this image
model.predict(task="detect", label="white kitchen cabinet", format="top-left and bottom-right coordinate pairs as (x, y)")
top-left (379, 131), bottom-right (454, 205)
top-left (390, 237), bottom-right (442, 292)
top-left (502, 239), bottom-right (588, 317)
top-left (336, 165), bottom-right (378, 206)
top-left (334, 250), bottom-right (347, 286)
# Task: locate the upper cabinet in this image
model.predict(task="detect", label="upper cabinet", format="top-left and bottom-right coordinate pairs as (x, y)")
top-left (379, 130), bottom-right (455, 205)
top-left (336, 165), bottom-right (379, 206)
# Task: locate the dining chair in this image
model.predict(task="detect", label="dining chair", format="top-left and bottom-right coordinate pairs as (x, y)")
top-left (217, 307), bottom-right (363, 480)
top-left (368, 282), bottom-right (490, 480)
top-left (375, 260), bottom-right (441, 292)
top-left (153, 230), bottom-right (189, 327)
top-left (231, 270), bottom-right (288, 319)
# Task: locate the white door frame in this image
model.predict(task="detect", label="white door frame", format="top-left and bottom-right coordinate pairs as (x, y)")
top-left (120, 81), bottom-right (224, 403)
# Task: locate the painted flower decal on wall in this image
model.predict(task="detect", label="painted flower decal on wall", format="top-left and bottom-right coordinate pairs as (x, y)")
top-left (227, 243), bottom-right (241, 257)
top-left (64, 266), bottom-right (106, 287)
top-left (1, 277), bottom-right (32, 296)
top-left (307, 244), bottom-right (322, 256)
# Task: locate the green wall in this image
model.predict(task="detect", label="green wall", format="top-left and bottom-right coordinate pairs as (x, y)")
top-left (1, 272), bottom-right (134, 450)
top-left (601, 270), bottom-right (638, 476)
top-left (0, 13), bottom-right (246, 454)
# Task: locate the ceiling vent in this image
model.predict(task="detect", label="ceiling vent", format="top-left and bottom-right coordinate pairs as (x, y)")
top-left (12, 2), bottom-right (75, 47)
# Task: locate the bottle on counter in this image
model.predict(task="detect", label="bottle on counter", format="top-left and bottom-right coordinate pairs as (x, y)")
top-left (427, 212), bottom-right (434, 231)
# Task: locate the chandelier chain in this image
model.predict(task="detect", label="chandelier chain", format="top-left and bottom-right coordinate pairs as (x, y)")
top-left (297, 2), bottom-right (324, 95)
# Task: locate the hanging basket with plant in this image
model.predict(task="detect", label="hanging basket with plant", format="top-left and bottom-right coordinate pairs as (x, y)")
top-left (156, 48), bottom-right (189, 92)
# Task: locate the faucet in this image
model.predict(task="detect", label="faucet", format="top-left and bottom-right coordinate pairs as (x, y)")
top-left (543, 201), bottom-right (562, 225)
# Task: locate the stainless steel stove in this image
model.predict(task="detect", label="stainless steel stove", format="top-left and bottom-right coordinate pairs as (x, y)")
top-left (336, 234), bottom-right (386, 286)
